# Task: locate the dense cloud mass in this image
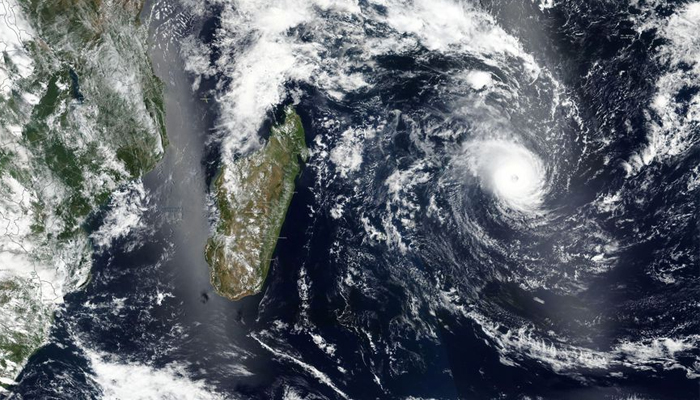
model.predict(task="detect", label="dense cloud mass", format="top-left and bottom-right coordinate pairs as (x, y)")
top-left (2, 0), bottom-right (698, 399)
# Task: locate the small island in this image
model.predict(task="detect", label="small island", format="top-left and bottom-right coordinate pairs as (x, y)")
top-left (205, 107), bottom-right (308, 300)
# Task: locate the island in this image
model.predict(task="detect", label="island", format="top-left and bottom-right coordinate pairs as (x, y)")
top-left (206, 107), bottom-right (308, 300)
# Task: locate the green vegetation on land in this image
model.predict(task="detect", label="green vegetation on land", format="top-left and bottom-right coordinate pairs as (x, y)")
top-left (0, 0), bottom-right (166, 384)
top-left (206, 107), bottom-right (308, 300)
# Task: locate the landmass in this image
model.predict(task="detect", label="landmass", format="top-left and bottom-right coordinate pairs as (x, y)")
top-left (0, 0), bottom-right (165, 387)
top-left (206, 107), bottom-right (308, 300)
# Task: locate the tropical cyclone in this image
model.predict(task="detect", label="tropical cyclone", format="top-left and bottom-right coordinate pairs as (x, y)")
top-left (0, 0), bottom-right (165, 387)
top-left (206, 107), bottom-right (307, 301)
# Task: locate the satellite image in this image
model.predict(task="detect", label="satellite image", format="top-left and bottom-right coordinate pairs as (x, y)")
top-left (0, 0), bottom-right (698, 398)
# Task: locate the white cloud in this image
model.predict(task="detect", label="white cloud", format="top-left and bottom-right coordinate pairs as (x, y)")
top-left (90, 180), bottom-right (151, 251)
top-left (86, 349), bottom-right (227, 400)
top-left (208, 0), bottom-right (542, 159)
top-left (625, 2), bottom-right (700, 174)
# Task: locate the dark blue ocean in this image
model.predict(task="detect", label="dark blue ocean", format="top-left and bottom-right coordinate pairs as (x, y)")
top-left (6, 0), bottom-right (700, 399)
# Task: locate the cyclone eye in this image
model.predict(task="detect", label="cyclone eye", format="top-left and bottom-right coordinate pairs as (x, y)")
top-left (464, 140), bottom-right (546, 213)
